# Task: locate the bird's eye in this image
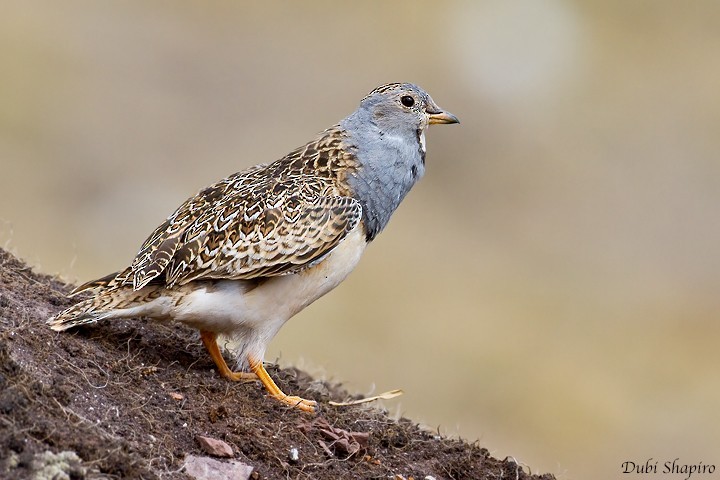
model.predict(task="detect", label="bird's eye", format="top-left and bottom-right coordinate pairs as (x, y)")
top-left (401, 95), bottom-right (415, 108)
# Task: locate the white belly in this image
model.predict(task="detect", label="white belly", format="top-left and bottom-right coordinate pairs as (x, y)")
top-left (170, 224), bottom-right (367, 335)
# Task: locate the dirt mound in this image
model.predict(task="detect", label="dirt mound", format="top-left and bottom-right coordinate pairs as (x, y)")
top-left (0, 248), bottom-right (554, 480)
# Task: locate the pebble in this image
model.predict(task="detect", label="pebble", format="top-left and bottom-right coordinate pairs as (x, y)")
top-left (196, 435), bottom-right (234, 458)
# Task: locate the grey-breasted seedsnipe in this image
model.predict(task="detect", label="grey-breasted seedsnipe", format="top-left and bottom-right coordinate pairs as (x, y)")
top-left (48, 83), bottom-right (459, 412)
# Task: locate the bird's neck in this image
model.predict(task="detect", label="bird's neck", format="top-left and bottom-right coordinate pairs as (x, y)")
top-left (340, 113), bottom-right (426, 241)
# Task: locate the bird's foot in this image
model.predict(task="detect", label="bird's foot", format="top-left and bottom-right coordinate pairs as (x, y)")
top-left (274, 394), bottom-right (318, 413)
top-left (246, 354), bottom-right (318, 414)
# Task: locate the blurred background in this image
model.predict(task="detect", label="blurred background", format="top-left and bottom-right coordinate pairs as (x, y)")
top-left (2, 1), bottom-right (719, 478)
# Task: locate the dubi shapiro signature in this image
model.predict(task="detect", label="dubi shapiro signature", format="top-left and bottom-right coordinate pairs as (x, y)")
top-left (622, 459), bottom-right (716, 479)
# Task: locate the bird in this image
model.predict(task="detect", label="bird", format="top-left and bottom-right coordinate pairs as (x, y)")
top-left (48, 82), bottom-right (459, 413)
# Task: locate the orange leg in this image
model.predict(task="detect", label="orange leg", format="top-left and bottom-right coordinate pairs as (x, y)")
top-left (200, 331), bottom-right (257, 381)
top-left (246, 354), bottom-right (317, 413)
top-left (199, 331), bottom-right (316, 413)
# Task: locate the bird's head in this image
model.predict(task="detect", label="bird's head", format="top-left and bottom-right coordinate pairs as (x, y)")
top-left (358, 82), bottom-right (459, 135)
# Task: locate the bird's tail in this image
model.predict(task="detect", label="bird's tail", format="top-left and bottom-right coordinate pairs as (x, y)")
top-left (47, 297), bottom-right (119, 331)
top-left (47, 268), bottom-right (155, 331)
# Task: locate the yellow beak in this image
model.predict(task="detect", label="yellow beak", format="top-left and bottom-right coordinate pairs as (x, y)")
top-left (428, 110), bottom-right (460, 125)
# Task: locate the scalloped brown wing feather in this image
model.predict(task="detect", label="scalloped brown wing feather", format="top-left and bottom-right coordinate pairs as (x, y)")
top-left (162, 195), bottom-right (361, 286)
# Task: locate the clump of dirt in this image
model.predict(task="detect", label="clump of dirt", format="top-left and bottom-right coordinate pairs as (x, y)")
top-left (0, 248), bottom-right (555, 480)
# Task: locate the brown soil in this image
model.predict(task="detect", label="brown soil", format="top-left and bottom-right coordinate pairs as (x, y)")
top-left (0, 248), bottom-right (554, 480)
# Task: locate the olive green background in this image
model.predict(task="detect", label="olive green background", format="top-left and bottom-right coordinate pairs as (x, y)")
top-left (2, 2), bottom-right (719, 479)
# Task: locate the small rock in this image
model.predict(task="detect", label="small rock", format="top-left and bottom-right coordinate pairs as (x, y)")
top-left (288, 447), bottom-right (299, 463)
top-left (196, 435), bottom-right (234, 458)
top-left (184, 455), bottom-right (253, 480)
